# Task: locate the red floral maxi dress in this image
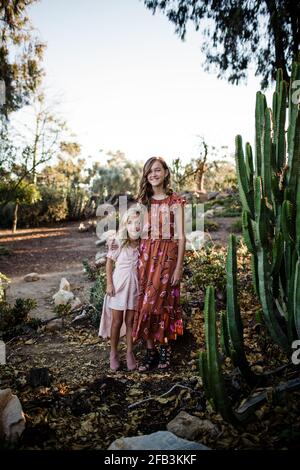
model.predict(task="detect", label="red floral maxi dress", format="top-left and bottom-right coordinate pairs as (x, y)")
top-left (132, 192), bottom-right (186, 344)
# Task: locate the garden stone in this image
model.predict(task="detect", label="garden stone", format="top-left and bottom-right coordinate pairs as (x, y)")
top-left (108, 430), bottom-right (210, 450)
top-left (59, 277), bottom-right (70, 291)
top-left (167, 411), bottom-right (219, 440)
top-left (45, 318), bottom-right (63, 331)
top-left (24, 272), bottom-right (40, 282)
top-left (0, 389), bottom-right (26, 443)
top-left (53, 289), bottom-right (74, 306)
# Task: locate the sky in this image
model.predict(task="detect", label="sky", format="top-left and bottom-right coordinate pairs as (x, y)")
top-left (15, 0), bottom-right (273, 166)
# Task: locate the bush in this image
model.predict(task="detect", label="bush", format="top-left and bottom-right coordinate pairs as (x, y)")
top-left (184, 246), bottom-right (227, 295)
top-left (204, 219), bottom-right (219, 231)
top-left (89, 271), bottom-right (106, 327)
top-left (0, 298), bottom-right (37, 340)
top-left (0, 273), bottom-right (10, 302)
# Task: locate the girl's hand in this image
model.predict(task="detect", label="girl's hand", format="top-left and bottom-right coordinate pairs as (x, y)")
top-left (106, 282), bottom-right (115, 296)
top-left (171, 267), bottom-right (182, 286)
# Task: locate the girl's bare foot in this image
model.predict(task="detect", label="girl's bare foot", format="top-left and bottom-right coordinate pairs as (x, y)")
top-left (109, 352), bottom-right (120, 371)
top-left (126, 352), bottom-right (137, 371)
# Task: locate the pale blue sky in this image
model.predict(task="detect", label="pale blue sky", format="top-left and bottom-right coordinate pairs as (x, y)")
top-left (20, 0), bottom-right (272, 165)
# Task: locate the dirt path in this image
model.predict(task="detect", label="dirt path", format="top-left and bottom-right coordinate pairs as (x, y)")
top-left (0, 222), bottom-right (101, 320)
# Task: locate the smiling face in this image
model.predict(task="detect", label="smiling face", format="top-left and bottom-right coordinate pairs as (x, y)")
top-left (126, 213), bottom-right (142, 240)
top-left (147, 160), bottom-right (168, 188)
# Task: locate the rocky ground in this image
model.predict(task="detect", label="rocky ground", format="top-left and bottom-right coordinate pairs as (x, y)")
top-left (1, 217), bottom-right (300, 450)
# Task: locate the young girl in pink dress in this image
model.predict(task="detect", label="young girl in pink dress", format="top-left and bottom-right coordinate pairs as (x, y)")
top-left (99, 207), bottom-right (142, 371)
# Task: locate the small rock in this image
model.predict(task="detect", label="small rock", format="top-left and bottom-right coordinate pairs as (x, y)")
top-left (207, 191), bottom-right (219, 200)
top-left (24, 272), bottom-right (40, 282)
top-left (28, 368), bottom-right (51, 387)
top-left (45, 318), bottom-right (63, 332)
top-left (95, 253), bottom-right (106, 266)
top-left (204, 209), bottom-right (215, 218)
top-left (72, 311), bottom-right (87, 323)
top-left (59, 277), bottom-right (70, 291)
top-left (167, 411), bottom-right (218, 440)
top-left (53, 290), bottom-right (74, 306)
top-left (0, 389), bottom-right (26, 443)
top-left (108, 430), bottom-right (210, 450)
top-left (78, 223), bottom-right (89, 232)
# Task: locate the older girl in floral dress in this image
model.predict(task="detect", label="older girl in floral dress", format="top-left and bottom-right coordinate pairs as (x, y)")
top-left (132, 157), bottom-right (186, 371)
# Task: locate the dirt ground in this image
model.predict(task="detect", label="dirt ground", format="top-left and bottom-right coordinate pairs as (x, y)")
top-left (0, 222), bottom-right (100, 320)
top-left (0, 217), bottom-right (238, 320)
top-left (2, 217), bottom-right (300, 451)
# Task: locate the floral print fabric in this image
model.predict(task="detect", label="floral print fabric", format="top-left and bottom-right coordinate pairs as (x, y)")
top-left (132, 192), bottom-right (186, 344)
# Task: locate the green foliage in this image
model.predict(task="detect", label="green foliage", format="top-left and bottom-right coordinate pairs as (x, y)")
top-left (0, 273), bottom-right (10, 302)
top-left (143, 0), bottom-right (297, 89)
top-left (0, 298), bottom-right (37, 340)
top-left (235, 62), bottom-right (300, 352)
top-left (204, 219), bottom-right (219, 232)
top-left (82, 259), bottom-right (103, 281)
top-left (185, 247), bottom-right (227, 294)
top-left (92, 151), bottom-right (143, 198)
top-left (0, 1), bottom-right (45, 116)
top-left (0, 179), bottom-right (41, 206)
top-left (209, 194), bottom-right (242, 217)
top-left (89, 272), bottom-right (107, 325)
top-left (53, 304), bottom-right (72, 317)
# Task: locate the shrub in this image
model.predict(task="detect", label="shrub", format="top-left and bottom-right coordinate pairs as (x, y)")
top-left (0, 298), bottom-right (37, 340)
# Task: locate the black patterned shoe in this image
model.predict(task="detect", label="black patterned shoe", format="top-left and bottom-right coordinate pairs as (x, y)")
top-left (138, 348), bottom-right (159, 372)
top-left (157, 344), bottom-right (171, 370)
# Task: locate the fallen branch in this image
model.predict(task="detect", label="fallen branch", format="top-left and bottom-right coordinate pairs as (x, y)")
top-left (128, 383), bottom-right (193, 410)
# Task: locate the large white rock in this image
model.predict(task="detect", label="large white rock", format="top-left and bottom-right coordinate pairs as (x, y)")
top-left (0, 389), bottom-right (26, 443)
top-left (95, 229), bottom-right (116, 246)
top-left (24, 272), bottom-right (40, 282)
top-left (186, 230), bottom-right (209, 251)
top-left (108, 430), bottom-right (210, 450)
top-left (59, 277), bottom-right (70, 292)
top-left (52, 289), bottom-right (74, 306)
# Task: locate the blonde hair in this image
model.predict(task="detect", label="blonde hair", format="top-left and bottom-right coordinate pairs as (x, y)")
top-left (136, 156), bottom-right (173, 207)
top-left (118, 206), bottom-right (143, 247)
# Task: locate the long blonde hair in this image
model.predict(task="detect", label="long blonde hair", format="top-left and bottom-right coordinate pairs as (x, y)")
top-left (118, 206), bottom-right (143, 247)
top-left (136, 157), bottom-right (173, 207)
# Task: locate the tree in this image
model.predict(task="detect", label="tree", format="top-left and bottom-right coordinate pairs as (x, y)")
top-left (171, 138), bottom-right (212, 192)
top-left (0, 0), bottom-right (45, 116)
top-left (0, 178), bottom-right (41, 232)
top-left (16, 91), bottom-right (67, 185)
top-left (143, 0), bottom-right (300, 88)
top-left (92, 151), bottom-right (143, 200)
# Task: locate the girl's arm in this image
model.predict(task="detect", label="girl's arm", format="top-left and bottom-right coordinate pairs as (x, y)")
top-left (171, 203), bottom-right (186, 286)
top-left (106, 257), bottom-right (115, 296)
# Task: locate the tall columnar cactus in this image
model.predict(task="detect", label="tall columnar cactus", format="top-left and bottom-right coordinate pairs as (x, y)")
top-left (236, 61), bottom-right (300, 354)
top-left (200, 286), bottom-right (238, 423)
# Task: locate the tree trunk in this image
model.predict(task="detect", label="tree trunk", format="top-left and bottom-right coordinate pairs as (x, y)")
top-left (12, 201), bottom-right (19, 233)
